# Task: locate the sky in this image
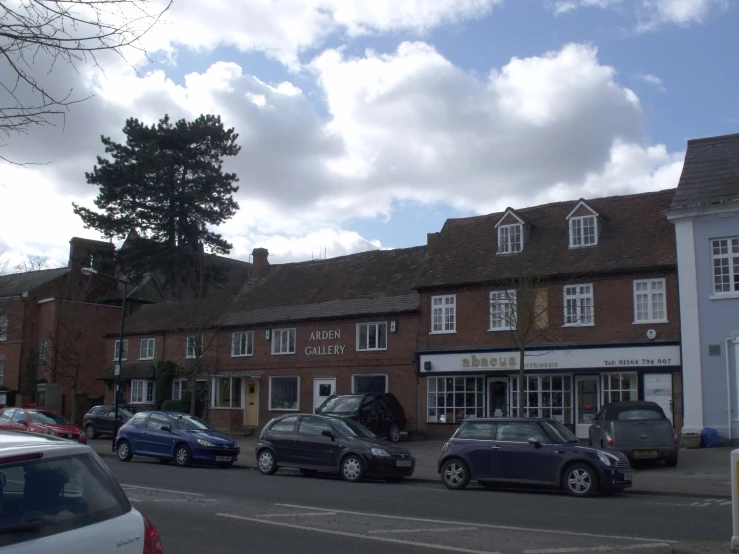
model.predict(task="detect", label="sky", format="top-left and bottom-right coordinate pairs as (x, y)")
top-left (0, 0), bottom-right (737, 269)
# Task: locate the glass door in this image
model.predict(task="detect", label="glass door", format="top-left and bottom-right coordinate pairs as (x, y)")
top-left (575, 376), bottom-right (600, 439)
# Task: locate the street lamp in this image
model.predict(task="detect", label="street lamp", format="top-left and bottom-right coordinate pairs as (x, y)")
top-left (81, 266), bottom-right (131, 452)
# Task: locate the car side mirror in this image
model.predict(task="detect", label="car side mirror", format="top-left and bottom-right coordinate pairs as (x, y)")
top-left (160, 425), bottom-right (172, 433)
top-left (321, 429), bottom-right (335, 440)
top-left (527, 437), bottom-right (540, 446)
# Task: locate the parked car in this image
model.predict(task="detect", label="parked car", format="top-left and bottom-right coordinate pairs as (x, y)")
top-left (588, 400), bottom-right (680, 466)
top-left (115, 410), bottom-right (240, 468)
top-left (0, 408), bottom-right (86, 444)
top-left (256, 413), bottom-right (415, 482)
top-left (83, 404), bottom-right (136, 439)
top-left (315, 393), bottom-right (407, 443)
top-left (437, 418), bottom-right (633, 497)
top-left (0, 430), bottom-right (164, 553)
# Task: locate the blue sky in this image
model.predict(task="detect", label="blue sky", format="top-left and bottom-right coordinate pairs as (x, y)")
top-left (1, 0), bottom-right (737, 266)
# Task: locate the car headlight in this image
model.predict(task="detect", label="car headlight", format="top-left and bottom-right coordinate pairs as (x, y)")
top-left (43, 430), bottom-right (58, 437)
top-left (197, 438), bottom-right (215, 447)
top-left (597, 451), bottom-right (619, 466)
top-left (371, 448), bottom-right (390, 457)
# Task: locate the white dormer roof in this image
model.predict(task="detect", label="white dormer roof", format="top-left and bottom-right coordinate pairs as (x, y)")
top-left (565, 200), bottom-right (599, 220)
top-left (494, 208), bottom-right (525, 228)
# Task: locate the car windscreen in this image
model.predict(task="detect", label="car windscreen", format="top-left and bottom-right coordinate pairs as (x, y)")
top-left (170, 414), bottom-right (214, 431)
top-left (317, 396), bottom-right (362, 413)
top-left (616, 409), bottom-right (664, 421)
top-left (0, 452), bottom-right (131, 548)
top-left (541, 420), bottom-right (580, 444)
top-left (28, 411), bottom-right (70, 425)
top-left (329, 418), bottom-right (377, 438)
top-left (119, 407), bottom-right (135, 419)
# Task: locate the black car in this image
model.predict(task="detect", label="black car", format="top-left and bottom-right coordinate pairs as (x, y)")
top-left (438, 418), bottom-right (633, 496)
top-left (82, 405), bottom-right (136, 439)
top-left (256, 413), bottom-right (415, 482)
top-left (315, 393), bottom-right (407, 443)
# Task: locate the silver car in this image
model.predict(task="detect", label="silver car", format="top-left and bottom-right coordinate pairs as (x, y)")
top-left (587, 401), bottom-right (679, 467)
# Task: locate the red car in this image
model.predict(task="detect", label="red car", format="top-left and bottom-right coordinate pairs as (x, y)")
top-left (0, 407), bottom-right (87, 444)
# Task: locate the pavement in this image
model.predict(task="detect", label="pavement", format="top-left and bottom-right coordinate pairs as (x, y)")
top-left (101, 454), bottom-right (734, 554)
top-left (89, 436), bottom-right (735, 498)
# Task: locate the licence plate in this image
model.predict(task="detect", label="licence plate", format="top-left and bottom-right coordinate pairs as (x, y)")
top-left (216, 456), bottom-right (232, 462)
top-left (632, 450), bottom-right (659, 458)
top-left (396, 460), bottom-right (412, 467)
top-left (623, 472), bottom-right (633, 481)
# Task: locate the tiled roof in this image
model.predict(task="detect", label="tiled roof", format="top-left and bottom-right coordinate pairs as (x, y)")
top-left (416, 189), bottom-right (677, 289)
top-left (671, 133), bottom-right (739, 208)
top-left (0, 267), bottom-right (69, 298)
top-left (98, 362), bottom-right (155, 380)
top-left (220, 247), bottom-right (427, 327)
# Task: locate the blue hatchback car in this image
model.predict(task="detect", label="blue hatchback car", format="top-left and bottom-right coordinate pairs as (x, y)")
top-left (115, 410), bottom-right (240, 468)
top-left (438, 418), bottom-right (633, 496)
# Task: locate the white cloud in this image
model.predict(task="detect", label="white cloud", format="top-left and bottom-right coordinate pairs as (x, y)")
top-left (634, 72), bottom-right (667, 91)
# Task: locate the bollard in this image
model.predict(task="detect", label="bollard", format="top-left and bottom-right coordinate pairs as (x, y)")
top-left (732, 448), bottom-right (739, 551)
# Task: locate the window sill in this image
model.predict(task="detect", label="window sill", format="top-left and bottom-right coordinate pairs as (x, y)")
top-left (496, 251), bottom-right (522, 256)
top-left (357, 348), bottom-right (388, 352)
top-left (568, 244), bottom-right (597, 249)
top-left (562, 323), bottom-right (595, 328)
top-left (210, 406), bottom-right (242, 410)
top-left (269, 408), bottom-right (299, 412)
top-left (231, 354), bottom-right (254, 358)
top-left (138, 357), bottom-right (154, 361)
top-left (710, 293), bottom-right (739, 300)
top-left (430, 331), bottom-right (457, 335)
top-left (632, 320), bottom-right (668, 325)
top-left (271, 351), bottom-right (296, 356)
top-left (488, 327), bottom-right (514, 332)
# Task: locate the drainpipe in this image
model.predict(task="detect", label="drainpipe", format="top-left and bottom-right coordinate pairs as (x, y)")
top-left (727, 337), bottom-right (734, 443)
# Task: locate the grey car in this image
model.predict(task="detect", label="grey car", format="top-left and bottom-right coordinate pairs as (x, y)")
top-left (588, 401), bottom-right (679, 467)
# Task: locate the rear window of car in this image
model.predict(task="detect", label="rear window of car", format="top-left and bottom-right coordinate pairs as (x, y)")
top-left (0, 452), bottom-right (131, 548)
top-left (616, 409), bottom-right (664, 421)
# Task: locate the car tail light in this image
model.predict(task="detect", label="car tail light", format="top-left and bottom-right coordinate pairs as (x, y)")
top-left (605, 433), bottom-right (614, 446)
top-left (143, 515), bottom-right (164, 554)
top-left (673, 430), bottom-right (679, 445)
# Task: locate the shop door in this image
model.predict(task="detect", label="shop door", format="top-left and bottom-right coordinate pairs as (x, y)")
top-left (644, 374), bottom-right (673, 424)
top-left (313, 378), bottom-right (336, 412)
top-left (575, 376), bottom-right (600, 439)
top-left (244, 380), bottom-right (259, 427)
top-left (488, 380), bottom-right (508, 417)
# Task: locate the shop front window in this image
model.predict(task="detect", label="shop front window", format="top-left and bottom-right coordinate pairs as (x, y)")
top-left (427, 377), bottom-right (484, 423)
top-left (602, 373), bottom-right (638, 404)
top-left (510, 375), bottom-right (572, 424)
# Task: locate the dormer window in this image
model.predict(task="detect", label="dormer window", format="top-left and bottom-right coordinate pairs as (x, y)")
top-left (566, 200), bottom-right (599, 248)
top-left (498, 224), bottom-right (522, 254)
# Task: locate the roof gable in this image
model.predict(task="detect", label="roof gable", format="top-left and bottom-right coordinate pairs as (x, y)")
top-left (565, 200), bottom-right (599, 220)
top-left (494, 209), bottom-right (526, 228)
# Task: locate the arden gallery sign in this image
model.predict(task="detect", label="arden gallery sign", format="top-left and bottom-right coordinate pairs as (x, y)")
top-left (305, 329), bottom-right (346, 356)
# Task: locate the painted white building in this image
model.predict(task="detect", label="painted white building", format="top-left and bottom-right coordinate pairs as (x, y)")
top-left (666, 133), bottom-right (739, 442)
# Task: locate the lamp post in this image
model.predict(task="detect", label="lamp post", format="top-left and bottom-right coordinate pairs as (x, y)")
top-left (81, 267), bottom-right (131, 452)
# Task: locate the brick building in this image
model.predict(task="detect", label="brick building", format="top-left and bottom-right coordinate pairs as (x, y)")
top-left (415, 189), bottom-right (682, 438)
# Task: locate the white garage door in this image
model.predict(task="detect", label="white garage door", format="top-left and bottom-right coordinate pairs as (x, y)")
top-left (644, 373), bottom-right (673, 424)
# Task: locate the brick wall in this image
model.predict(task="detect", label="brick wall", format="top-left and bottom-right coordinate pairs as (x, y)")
top-left (0, 298), bottom-right (26, 391)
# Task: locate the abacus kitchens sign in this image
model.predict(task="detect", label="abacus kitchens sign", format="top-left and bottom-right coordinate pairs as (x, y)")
top-left (305, 329), bottom-right (346, 356)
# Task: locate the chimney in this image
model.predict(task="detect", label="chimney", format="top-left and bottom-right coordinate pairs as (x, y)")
top-left (68, 237), bottom-right (116, 272)
top-left (251, 248), bottom-right (270, 280)
top-left (426, 233), bottom-right (440, 256)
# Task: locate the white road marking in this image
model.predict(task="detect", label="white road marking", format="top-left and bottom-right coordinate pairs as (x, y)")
top-left (524, 543), bottom-right (670, 553)
top-left (368, 527), bottom-right (478, 534)
top-left (215, 513), bottom-right (502, 554)
top-left (120, 484), bottom-right (202, 496)
top-left (273, 503), bottom-right (675, 544)
top-left (257, 512), bottom-right (337, 518)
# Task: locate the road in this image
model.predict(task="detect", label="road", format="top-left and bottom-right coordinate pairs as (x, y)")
top-left (104, 457), bottom-right (732, 554)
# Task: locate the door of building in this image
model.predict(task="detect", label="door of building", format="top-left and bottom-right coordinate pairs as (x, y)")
top-left (487, 379), bottom-right (508, 417)
top-left (575, 376), bottom-right (600, 439)
top-left (313, 378), bottom-right (336, 412)
top-left (244, 380), bottom-right (259, 427)
top-left (644, 374), bottom-right (673, 424)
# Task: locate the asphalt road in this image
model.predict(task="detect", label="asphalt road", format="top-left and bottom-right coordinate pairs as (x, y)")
top-left (104, 457), bottom-right (732, 554)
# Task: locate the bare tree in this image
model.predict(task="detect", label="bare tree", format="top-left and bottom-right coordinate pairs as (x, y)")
top-left (1, 0), bottom-right (172, 162)
top-left (14, 254), bottom-right (52, 272)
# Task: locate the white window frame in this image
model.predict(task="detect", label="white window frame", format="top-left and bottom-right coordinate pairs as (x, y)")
top-left (39, 339), bottom-right (48, 363)
top-left (186, 335), bottom-right (203, 359)
top-left (0, 315), bottom-right (7, 342)
top-left (602, 372), bottom-right (638, 404)
top-left (431, 295), bottom-right (456, 334)
top-left (232, 331), bottom-right (254, 357)
top-left (139, 338), bottom-right (155, 360)
top-left (269, 376), bottom-right (300, 411)
top-left (130, 379), bottom-right (154, 404)
top-left (633, 278), bottom-right (667, 324)
top-left (489, 290), bottom-right (516, 331)
top-left (352, 374), bottom-right (388, 394)
top-left (356, 322), bottom-right (387, 351)
top-left (271, 328), bottom-right (296, 355)
top-left (113, 339), bottom-right (128, 361)
top-left (211, 376), bottom-right (242, 409)
top-left (427, 376), bottom-right (484, 423)
top-left (510, 375), bottom-right (573, 421)
top-left (569, 215), bottom-right (598, 248)
top-left (172, 379), bottom-right (187, 400)
top-left (563, 284), bottom-right (594, 327)
top-left (711, 237), bottom-right (739, 297)
top-left (498, 224), bottom-right (523, 254)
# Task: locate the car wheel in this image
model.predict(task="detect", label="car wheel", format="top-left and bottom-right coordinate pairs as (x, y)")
top-left (563, 463), bottom-right (598, 497)
top-left (117, 440), bottom-right (133, 462)
top-left (257, 450), bottom-right (278, 475)
top-left (299, 468), bottom-right (317, 476)
top-left (441, 458), bottom-right (470, 490)
top-left (665, 454), bottom-right (678, 467)
top-left (341, 455), bottom-right (365, 482)
top-left (85, 425), bottom-right (97, 440)
top-left (388, 423), bottom-right (401, 443)
top-left (158, 458), bottom-right (171, 464)
top-left (174, 444), bottom-right (192, 467)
